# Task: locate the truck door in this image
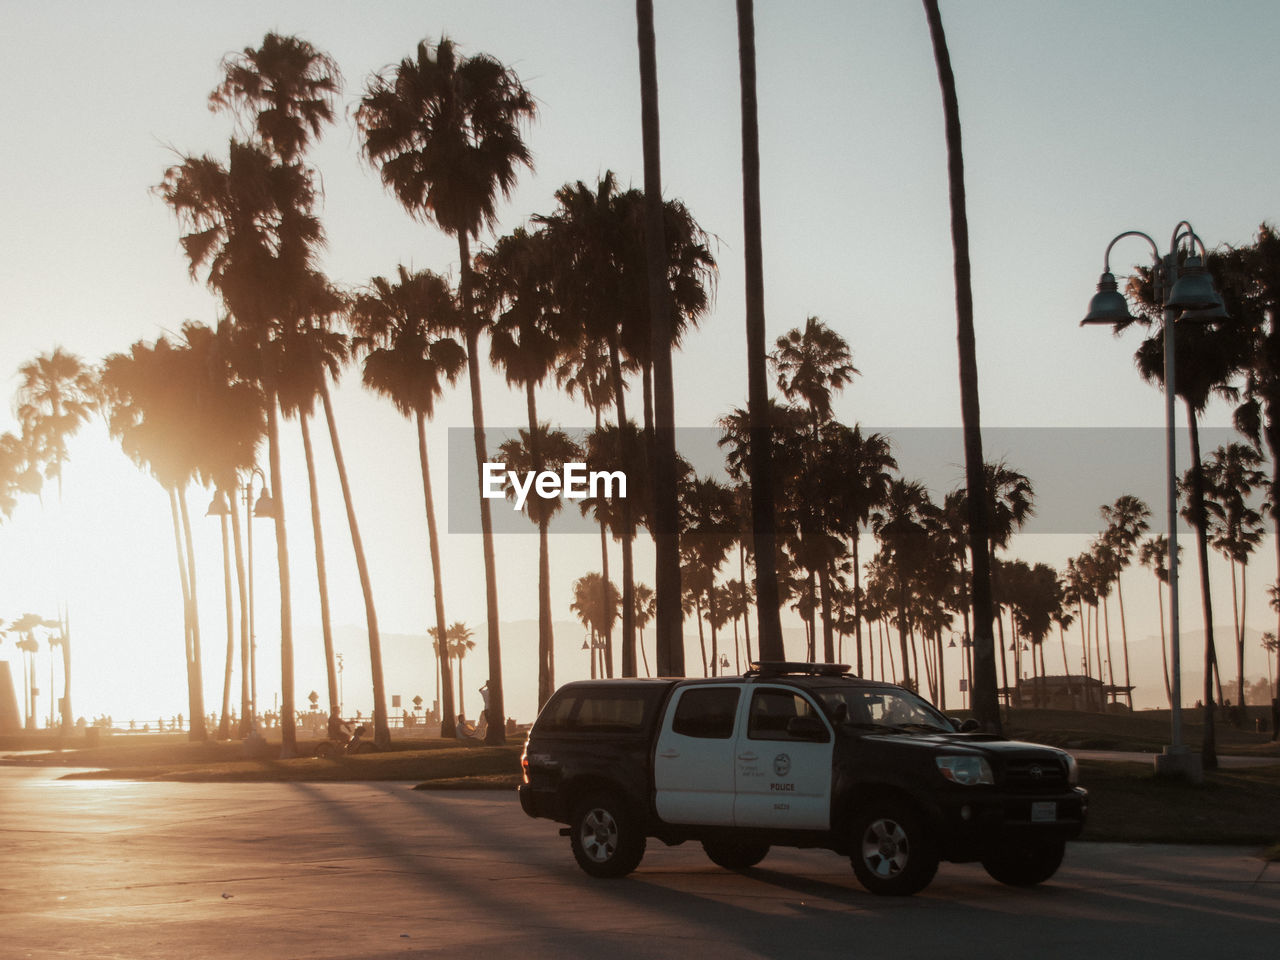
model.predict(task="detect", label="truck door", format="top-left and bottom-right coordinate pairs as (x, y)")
top-left (653, 684), bottom-right (742, 825)
top-left (733, 686), bottom-right (833, 830)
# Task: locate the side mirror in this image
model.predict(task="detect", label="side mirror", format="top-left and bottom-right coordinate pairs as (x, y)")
top-left (786, 715), bottom-right (830, 742)
top-left (949, 717), bottom-right (980, 733)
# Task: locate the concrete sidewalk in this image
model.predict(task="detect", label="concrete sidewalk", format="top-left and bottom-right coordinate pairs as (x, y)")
top-left (3, 767), bottom-right (1277, 959)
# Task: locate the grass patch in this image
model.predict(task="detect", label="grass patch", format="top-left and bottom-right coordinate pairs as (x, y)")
top-left (1078, 760), bottom-right (1280, 846)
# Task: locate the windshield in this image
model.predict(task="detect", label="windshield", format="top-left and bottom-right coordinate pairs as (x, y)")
top-left (816, 685), bottom-right (954, 733)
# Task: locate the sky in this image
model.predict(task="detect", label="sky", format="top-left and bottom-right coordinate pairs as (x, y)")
top-left (2, 0), bottom-right (1279, 728)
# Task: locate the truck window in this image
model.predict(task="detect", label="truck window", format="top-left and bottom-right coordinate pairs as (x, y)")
top-left (671, 687), bottom-right (740, 739)
top-left (539, 691), bottom-right (649, 733)
top-left (747, 688), bottom-right (824, 741)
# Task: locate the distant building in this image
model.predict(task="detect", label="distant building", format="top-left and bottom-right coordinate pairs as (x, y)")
top-left (999, 674), bottom-right (1134, 711)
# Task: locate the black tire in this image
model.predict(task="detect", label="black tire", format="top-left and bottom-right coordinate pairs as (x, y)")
top-left (702, 839), bottom-right (770, 870)
top-left (569, 792), bottom-right (646, 879)
top-left (353, 741), bottom-right (377, 755)
top-left (981, 838), bottom-right (1065, 887)
top-left (314, 741), bottom-right (336, 759)
top-left (849, 806), bottom-right (939, 896)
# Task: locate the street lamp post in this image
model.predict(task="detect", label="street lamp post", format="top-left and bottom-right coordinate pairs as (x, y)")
top-left (1081, 221), bottom-right (1227, 781)
top-left (242, 466), bottom-right (278, 733)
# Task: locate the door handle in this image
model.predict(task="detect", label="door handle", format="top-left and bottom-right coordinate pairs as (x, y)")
top-left (738, 752), bottom-right (757, 762)
top-left (658, 750), bottom-right (679, 759)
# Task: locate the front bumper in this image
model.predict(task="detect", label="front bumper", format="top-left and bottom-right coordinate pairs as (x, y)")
top-left (933, 786), bottom-right (1088, 861)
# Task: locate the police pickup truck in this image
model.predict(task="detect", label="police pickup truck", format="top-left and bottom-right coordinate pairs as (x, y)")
top-left (518, 662), bottom-right (1086, 895)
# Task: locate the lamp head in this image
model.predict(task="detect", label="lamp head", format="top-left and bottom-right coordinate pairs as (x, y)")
top-left (253, 491), bottom-right (278, 518)
top-left (1081, 271), bottom-right (1135, 325)
top-left (205, 491), bottom-right (230, 517)
top-left (1166, 254), bottom-right (1226, 313)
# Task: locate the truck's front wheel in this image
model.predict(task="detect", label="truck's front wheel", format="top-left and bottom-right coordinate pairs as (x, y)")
top-left (570, 792), bottom-right (646, 878)
top-left (849, 806), bottom-right (938, 896)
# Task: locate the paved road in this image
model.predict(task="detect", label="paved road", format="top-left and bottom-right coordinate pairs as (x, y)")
top-left (3, 767), bottom-right (1278, 960)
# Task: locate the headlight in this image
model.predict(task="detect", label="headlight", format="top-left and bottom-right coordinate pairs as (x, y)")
top-left (936, 755), bottom-right (994, 785)
top-left (1064, 752), bottom-right (1078, 785)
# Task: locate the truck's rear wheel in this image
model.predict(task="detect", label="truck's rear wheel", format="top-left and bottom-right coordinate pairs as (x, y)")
top-left (570, 792), bottom-right (646, 878)
top-left (849, 806), bottom-right (938, 896)
top-left (702, 839), bottom-right (769, 870)
top-left (981, 838), bottom-right (1065, 886)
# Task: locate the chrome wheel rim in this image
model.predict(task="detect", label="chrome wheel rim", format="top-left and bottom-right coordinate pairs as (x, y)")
top-left (580, 807), bottom-right (618, 863)
top-left (861, 818), bottom-right (909, 878)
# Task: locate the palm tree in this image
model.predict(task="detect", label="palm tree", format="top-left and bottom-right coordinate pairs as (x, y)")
top-left (15, 347), bottom-right (94, 729)
top-left (351, 266), bottom-right (467, 738)
top-left (1100, 495), bottom-right (1150, 708)
top-left (830, 426), bottom-right (896, 674)
top-left (557, 339), bottom-right (619, 677)
top-left (872, 479), bottom-right (943, 691)
top-left (498, 426), bottom-right (583, 706)
top-left (571, 573), bottom-right (621, 678)
top-left (430, 621), bottom-right (476, 721)
top-left (733, 0), bottom-right (784, 664)
top-left (1139, 536), bottom-right (1179, 707)
top-left (158, 135), bottom-right (324, 755)
top-left (212, 31), bottom-right (395, 749)
top-left (1202, 443), bottom-right (1267, 720)
top-left (99, 337), bottom-right (212, 741)
top-left (633, 583), bottom-right (656, 676)
top-left (923, 0), bottom-right (1000, 734)
top-left (358, 37), bottom-right (536, 743)
top-left (634, 0), bottom-right (683, 674)
top-left (0, 432), bottom-right (41, 521)
top-left (483, 226), bottom-right (573, 703)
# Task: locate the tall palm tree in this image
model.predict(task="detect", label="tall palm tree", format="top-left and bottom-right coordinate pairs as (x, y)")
top-left (0, 432), bottom-right (41, 522)
top-left (358, 37), bottom-right (536, 743)
top-left (633, 583), bottom-right (656, 676)
top-left (1139, 536), bottom-right (1179, 707)
top-left (872, 479), bottom-right (943, 691)
top-left (351, 266), bottom-right (467, 738)
top-left (635, 0), bottom-right (686, 675)
top-left (1202, 443), bottom-right (1267, 720)
top-left (430, 621), bottom-right (476, 721)
top-left (830, 426), bottom-right (896, 674)
top-left (482, 226), bottom-right (571, 702)
top-left (571, 572), bottom-right (621, 677)
top-left (498, 426), bottom-right (583, 706)
top-left (211, 30), bottom-right (392, 748)
top-left (15, 347), bottom-right (94, 729)
top-left (99, 337), bottom-right (214, 740)
top-left (557, 338), bottom-right (619, 676)
top-left (1100, 495), bottom-right (1150, 708)
top-left (923, 0), bottom-right (999, 734)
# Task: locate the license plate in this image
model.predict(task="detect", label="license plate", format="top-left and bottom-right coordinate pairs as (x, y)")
top-left (1031, 801), bottom-right (1057, 822)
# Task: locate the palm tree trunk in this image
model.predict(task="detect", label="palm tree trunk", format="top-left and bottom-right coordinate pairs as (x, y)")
top-left (1186, 407), bottom-right (1218, 769)
top-left (818, 561), bottom-right (835, 662)
top-left (1236, 558), bottom-right (1247, 724)
top-left (218, 512), bottom-right (235, 740)
top-left (265, 394), bottom-right (296, 758)
top-left (319, 380), bottom-right (389, 748)
top-left (739, 543), bottom-right (754, 665)
top-left (636, 0), bottom-right (685, 677)
top-left (1115, 574), bottom-right (1133, 708)
top-left (851, 532), bottom-right (864, 674)
top-left (526, 380), bottom-right (555, 707)
top-left (178, 488), bottom-right (207, 741)
top-left (696, 595), bottom-right (708, 677)
top-left (606, 336), bottom-right (638, 677)
top-left (1158, 578), bottom-right (1172, 707)
top-left (417, 411), bottom-right (455, 738)
top-left (58, 610), bottom-right (72, 732)
top-left (229, 479), bottom-right (251, 737)
top-left (592, 405), bottom-right (615, 679)
top-left (299, 413), bottom-right (339, 725)
top-left (923, 0), bottom-right (999, 735)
